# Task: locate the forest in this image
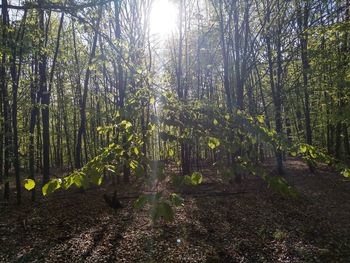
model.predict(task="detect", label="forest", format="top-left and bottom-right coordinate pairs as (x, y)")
top-left (0, 0), bottom-right (350, 262)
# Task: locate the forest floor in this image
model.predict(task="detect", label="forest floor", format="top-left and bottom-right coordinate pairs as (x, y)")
top-left (0, 158), bottom-right (350, 263)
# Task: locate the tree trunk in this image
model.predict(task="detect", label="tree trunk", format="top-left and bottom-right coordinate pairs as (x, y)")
top-left (38, 0), bottom-right (50, 185)
top-left (10, 10), bottom-right (27, 204)
top-left (1, 0), bottom-right (12, 200)
top-left (75, 7), bottom-right (102, 169)
top-left (297, 0), bottom-right (312, 145)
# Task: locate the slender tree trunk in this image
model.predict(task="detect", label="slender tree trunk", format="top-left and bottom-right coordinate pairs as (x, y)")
top-left (297, 0), bottom-right (312, 145)
top-left (218, 0), bottom-right (232, 112)
top-left (265, 0), bottom-right (283, 174)
top-left (10, 10), bottom-right (27, 204)
top-left (75, 7), bottom-right (102, 169)
top-left (29, 54), bottom-right (39, 201)
top-left (38, 0), bottom-right (50, 185)
top-left (343, 124), bottom-right (350, 160)
top-left (1, 0), bottom-right (12, 200)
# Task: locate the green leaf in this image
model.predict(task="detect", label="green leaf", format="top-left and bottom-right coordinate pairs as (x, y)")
top-left (150, 97), bottom-right (155, 105)
top-left (168, 148), bottom-right (174, 157)
top-left (62, 176), bottom-right (74, 190)
top-left (23, 179), bottom-right (35, 190)
top-left (125, 122), bottom-right (132, 129)
top-left (309, 148), bottom-right (317, 158)
top-left (257, 115), bottom-right (265, 124)
top-left (184, 175), bottom-right (192, 185)
top-left (342, 169), bottom-right (350, 178)
top-left (290, 151), bottom-right (297, 157)
top-left (208, 137), bottom-right (220, 149)
top-left (134, 147), bottom-right (139, 155)
top-left (73, 173), bottom-right (84, 188)
top-left (299, 144), bottom-right (308, 153)
top-left (134, 195), bottom-right (148, 209)
top-left (42, 179), bottom-right (61, 196)
top-left (129, 160), bottom-right (138, 170)
top-left (213, 119), bottom-right (219, 126)
top-left (263, 175), bottom-right (298, 198)
top-left (120, 120), bottom-right (132, 130)
top-left (90, 169), bottom-right (103, 185)
top-left (170, 193), bottom-right (184, 207)
top-left (191, 172), bottom-right (203, 185)
top-left (151, 202), bottom-right (174, 222)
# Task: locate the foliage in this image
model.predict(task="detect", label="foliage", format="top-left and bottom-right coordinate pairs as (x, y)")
top-left (23, 179), bottom-right (35, 191)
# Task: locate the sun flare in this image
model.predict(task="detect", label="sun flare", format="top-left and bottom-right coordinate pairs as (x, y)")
top-left (150, 0), bottom-right (178, 39)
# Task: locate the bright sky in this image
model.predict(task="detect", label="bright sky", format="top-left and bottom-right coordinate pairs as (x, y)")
top-left (150, 0), bottom-right (178, 39)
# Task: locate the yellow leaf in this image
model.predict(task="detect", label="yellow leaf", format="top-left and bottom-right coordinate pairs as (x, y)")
top-left (24, 179), bottom-right (35, 190)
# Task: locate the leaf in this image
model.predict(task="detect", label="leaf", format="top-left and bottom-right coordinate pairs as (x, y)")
top-left (90, 169), bottom-right (103, 185)
top-left (184, 175), bottom-right (192, 185)
top-left (62, 176), bottom-right (74, 190)
top-left (42, 179), bottom-right (61, 196)
top-left (134, 147), bottom-right (139, 155)
top-left (257, 115), bottom-right (265, 124)
top-left (290, 151), bottom-right (297, 157)
top-left (148, 123), bottom-right (156, 131)
top-left (208, 137), bottom-right (220, 149)
top-left (120, 120), bottom-right (132, 130)
top-left (168, 148), bottom-right (174, 157)
top-left (151, 202), bottom-right (174, 222)
top-left (299, 144), bottom-right (308, 153)
top-left (23, 179), bottom-right (35, 190)
top-left (309, 148), bottom-right (317, 158)
top-left (191, 172), bottom-right (203, 185)
top-left (150, 97), bottom-right (155, 105)
top-left (129, 160), bottom-right (138, 170)
top-left (342, 169), bottom-right (350, 178)
top-left (73, 173), bottom-right (84, 188)
top-left (125, 122), bottom-right (132, 129)
top-left (213, 119), bottom-right (219, 126)
top-left (134, 195), bottom-right (148, 209)
top-left (264, 175), bottom-right (298, 198)
top-left (170, 193), bottom-right (184, 207)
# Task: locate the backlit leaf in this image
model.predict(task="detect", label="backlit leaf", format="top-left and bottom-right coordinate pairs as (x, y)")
top-left (208, 137), bottom-right (220, 149)
top-left (342, 169), bottom-right (350, 178)
top-left (134, 147), bottom-right (139, 155)
top-left (23, 179), bottom-right (35, 190)
top-left (42, 179), bottom-right (61, 196)
top-left (191, 172), bottom-right (203, 185)
top-left (257, 115), bottom-right (265, 124)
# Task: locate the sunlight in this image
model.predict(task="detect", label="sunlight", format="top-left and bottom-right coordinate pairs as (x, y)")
top-left (150, 0), bottom-right (177, 39)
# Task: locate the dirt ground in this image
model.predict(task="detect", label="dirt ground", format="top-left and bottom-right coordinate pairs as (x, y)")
top-left (1, 159), bottom-right (349, 263)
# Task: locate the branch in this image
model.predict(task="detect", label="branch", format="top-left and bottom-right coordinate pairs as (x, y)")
top-left (0, 0), bottom-right (113, 12)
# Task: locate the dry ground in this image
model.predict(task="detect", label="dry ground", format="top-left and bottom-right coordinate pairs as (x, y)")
top-left (0, 159), bottom-right (349, 262)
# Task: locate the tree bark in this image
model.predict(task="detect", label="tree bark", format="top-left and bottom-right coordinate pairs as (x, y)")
top-left (75, 7), bottom-right (102, 169)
